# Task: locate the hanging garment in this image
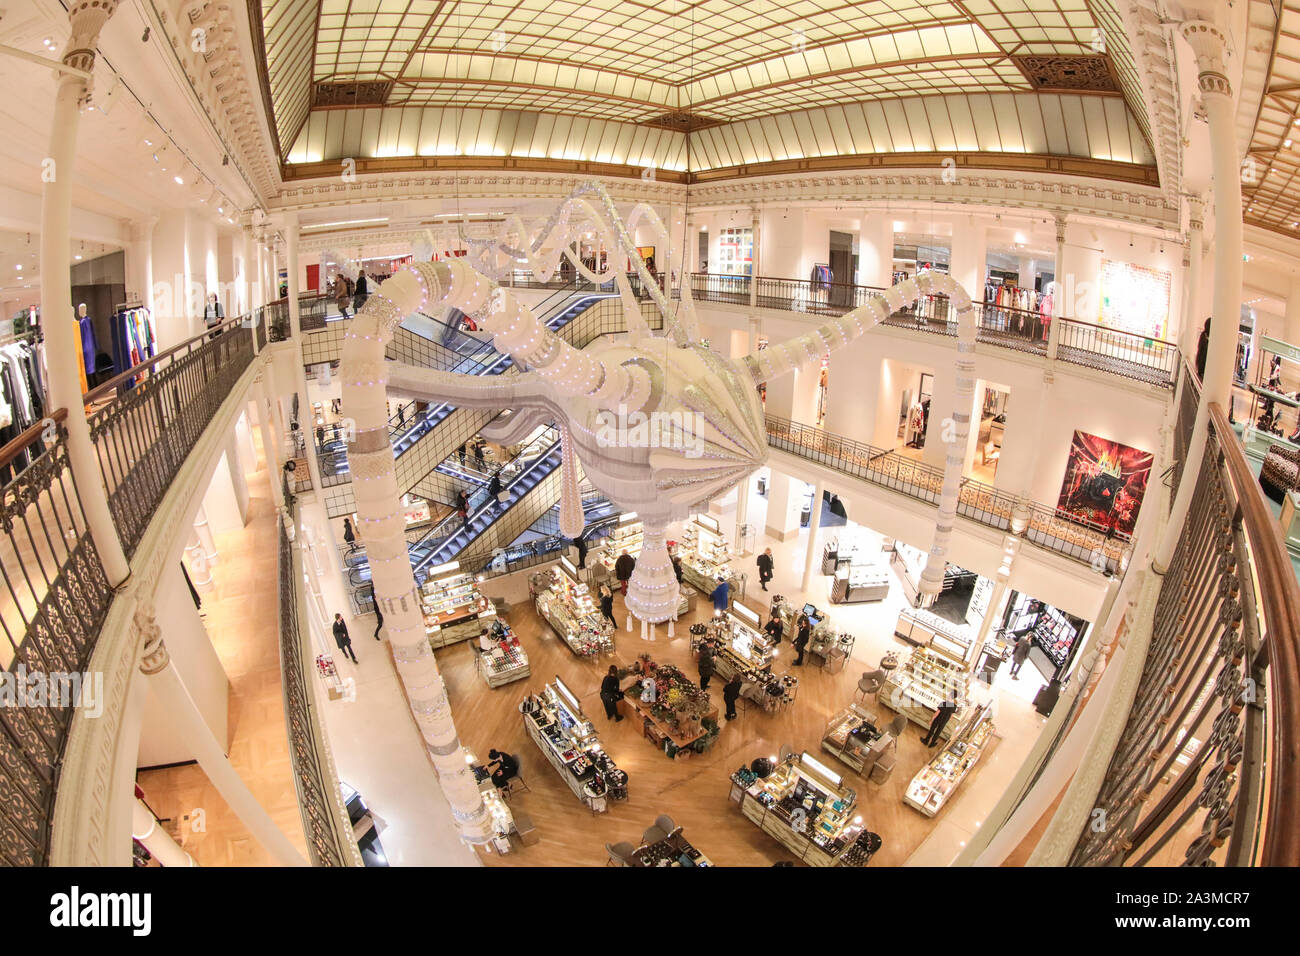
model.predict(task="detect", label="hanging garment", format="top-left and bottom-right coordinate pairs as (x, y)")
top-left (78, 314), bottom-right (98, 374)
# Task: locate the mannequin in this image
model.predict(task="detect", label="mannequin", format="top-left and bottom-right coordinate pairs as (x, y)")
top-left (76, 302), bottom-right (94, 393)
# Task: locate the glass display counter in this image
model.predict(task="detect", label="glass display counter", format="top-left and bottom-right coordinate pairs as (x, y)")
top-left (475, 622), bottom-right (530, 688)
top-left (533, 561), bottom-right (615, 657)
top-left (463, 747), bottom-right (516, 854)
top-left (678, 514), bottom-right (737, 597)
top-left (521, 679), bottom-right (627, 811)
top-left (821, 703), bottom-right (894, 777)
top-left (904, 703), bottom-right (996, 817)
top-left (693, 604), bottom-right (795, 711)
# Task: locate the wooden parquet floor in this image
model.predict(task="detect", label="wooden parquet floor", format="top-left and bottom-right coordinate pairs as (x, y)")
top-left (443, 589), bottom-right (999, 867)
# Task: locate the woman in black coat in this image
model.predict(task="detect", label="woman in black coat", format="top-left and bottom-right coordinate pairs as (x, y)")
top-left (764, 612), bottom-right (784, 645)
top-left (599, 665), bottom-right (624, 721)
top-left (598, 584), bottom-right (616, 625)
top-left (697, 641), bottom-right (715, 690)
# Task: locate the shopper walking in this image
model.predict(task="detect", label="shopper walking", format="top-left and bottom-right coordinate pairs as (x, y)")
top-left (599, 584), bottom-right (616, 626)
top-left (671, 552), bottom-right (683, 584)
top-left (373, 604), bottom-right (384, 641)
top-left (764, 611), bottom-right (784, 646)
top-left (573, 533), bottom-right (588, 569)
top-left (922, 698), bottom-right (958, 747)
top-left (697, 640), bottom-right (715, 690)
top-left (473, 437), bottom-right (487, 471)
top-left (723, 673), bottom-right (742, 720)
top-left (756, 547), bottom-right (774, 591)
top-left (458, 440), bottom-right (469, 468)
top-left (332, 613), bottom-right (357, 663)
top-left (1195, 317), bottom-right (1211, 382)
top-left (614, 550), bottom-right (636, 595)
top-left (1009, 633), bottom-right (1033, 678)
top-left (600, 664), bottom-right (625, 721)
top-left (342, 517), bottom-right (356, 548)
top-left (353, 272), bottom-right (369, 311)
top-left (487, 468), bottom-right (503, 507)
top-left (336, 279), bottom-right (351, 319)
top-left (792, 614), bottom-right (811, 665)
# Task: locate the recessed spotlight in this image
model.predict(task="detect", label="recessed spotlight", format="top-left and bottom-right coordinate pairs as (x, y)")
top-left (75, 255), bottom-right (82, 260)
top-left (174, 175), bottom-right (184, 185)
top-left (15, 265), bottom-right (21, 270)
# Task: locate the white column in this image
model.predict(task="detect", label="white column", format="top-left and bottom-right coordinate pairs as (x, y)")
top-left (225, 431), bottom-right (250, 522)
top-left (255, 378), bottom-right (285, 510)
top-left (127, 217), bottom-right (156, 312)
top-left (39, 0), bottom-right (130, 587)
top-left (1156, 19), bottom-right (1243, 572)
top-left (1182, 196), bottom-right (1206, 356)
top-left (1046, 213), bottom-right (1067, 361)
top-left (859, 212), bottom-right (894, 287)
top-left (240, 228), bottom-right (254, 316)
top-left (285, 211), bottom-right (302, 337)
top-left (800, 478), bottom-right (826, 592)
top-left (1284, 278), bottom-right (1300, 348)
top-left (948, 216), bottom-right (986, 294)
top-left (763, 470), bottom-right (802, 542)
top-left (132, 798), bottom-right (197, 867)
top-left (136, 607), bottom-right (307, 865)
top-left (193, 505), bottom-right (219, 566)
top-left (749, 205), bottom-right (761, 307)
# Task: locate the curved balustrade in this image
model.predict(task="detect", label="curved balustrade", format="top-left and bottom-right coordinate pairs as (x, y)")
top-left (764, 413), bottom-right (1128, 571)
top-left (1069, 373), bottom-right (1300, 866)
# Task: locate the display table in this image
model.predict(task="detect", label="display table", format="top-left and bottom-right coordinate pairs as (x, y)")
top-left (894, 606), bottom-right (974, 658)
top-left (691, 608), bottom-right (796, 713)
top-left (904, 704), bottom-right (995, 817)
top-left (821, 703), bottom-right (894, 777)
top-left (733, 752), bottom-right (879, 867)
top-left (879, 644), bottom-right (970, 741)
top-left (475, 628), bottom-right (530, 688)
top-left (619, 663), bottom-right (718, 758)
top-left (627, 828), bottom-right (713, 867)
top-left (522, 679), bottom-right (626, 811)
top-left (679, 514), bottom-right (738, 599)
top-left (829, 563), bottom-right (890, 604)
top-left (533, 561), bottom-right (615, 657)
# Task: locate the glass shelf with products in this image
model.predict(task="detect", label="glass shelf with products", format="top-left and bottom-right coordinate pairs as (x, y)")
top-left (904, 704), bottom-right (996, 817)
top-left (678, 514), bottom-right (736, 595)
top-left (421, 560), bottom-right (494, 648)
top-left (598, 513), bottom-right (644, 570)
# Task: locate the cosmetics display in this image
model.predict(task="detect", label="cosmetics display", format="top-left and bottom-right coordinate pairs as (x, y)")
top-left (421, 561), bottom-right (496, 648)
top-left (821, 703), bottom-right (896, 777)
top-left (475, 623), bottom-right (531, 688)
top-left (678, 514), bottom-right (737, 596)
top-left (521, 679), bottom-right (627, 811)
top-left (879, 644), bottom-right (970, 740)
top-left (904, 703), bottom-right (996, 817)
top-left (626, 828), bottom-right (714, 867)
top-left (692, 606), bottom-right (794, 712)
top-left (618, 661), bottom-right (719, 757)
top-left (464, 747), bottom-right (516, 853)
top-left (733, 751), bottom-right (879, 867)
top-left (533, 559), bottom-right (615, 656)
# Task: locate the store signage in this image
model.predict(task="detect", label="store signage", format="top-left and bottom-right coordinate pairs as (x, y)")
top-left (1261, 334), bottom-right (1300, 365)
top-left (554, 676), bottom-right (581, 715)
top-left (800, 752), bottom-right (842, 789)
top-left (732, 604), bottom-right (760, 628)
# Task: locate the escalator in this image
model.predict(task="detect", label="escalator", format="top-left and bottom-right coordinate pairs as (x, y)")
top-left (321, 289), bottom-right (617, 514)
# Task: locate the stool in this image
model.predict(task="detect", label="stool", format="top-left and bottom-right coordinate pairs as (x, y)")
top-left (501, 775), bottom-right (531, 801)
top-left (870, 753), bottom-right (895, 784)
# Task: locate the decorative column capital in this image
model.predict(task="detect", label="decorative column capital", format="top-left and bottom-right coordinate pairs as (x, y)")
top-left (134, 604), bottom-right (170, 676)
top-left (63, 0), bottom-right (119, 76)
top-left (1186, 193), bottom-right (1206, 232)
top-left (1180, 21), bottom-right (1232, 97)
top-left (1053, 212), bottom-right (1067, 246)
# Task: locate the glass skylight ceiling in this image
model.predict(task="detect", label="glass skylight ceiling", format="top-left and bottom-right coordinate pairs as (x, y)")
top-left (260, 0), bottom-right (1156, 171)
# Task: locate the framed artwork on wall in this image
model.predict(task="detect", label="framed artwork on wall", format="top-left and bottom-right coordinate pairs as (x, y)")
top-left (1098, 259), bottom-right (1172, 342)
top-left (1056, 431), bottom-right (1153, 537)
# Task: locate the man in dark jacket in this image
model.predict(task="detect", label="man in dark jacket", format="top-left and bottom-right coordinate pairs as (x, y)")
top-left (922, 698), bottom-right (958, 747)
top-left (698, 640), bottom-right (715, 690)
top-left (614, 550), bottom-right (636, 595)
top-left (332, 613), bottom-right (357, 663)
top-left (574, 533), bottom-right (588, 569)
top-left (792, 615), bottom-right (811, 665)
top-left (723, 673), bottom-right (742, 720)
top-left (756, 547), bottom-right (774, 591)
top-left (487, 469), bottom-right (503, 506)
top-left (599, 664), bottom-right (625, 721)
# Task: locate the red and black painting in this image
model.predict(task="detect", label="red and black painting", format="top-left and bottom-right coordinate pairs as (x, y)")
top-left (1056, 431), bottom-right (1153, 537)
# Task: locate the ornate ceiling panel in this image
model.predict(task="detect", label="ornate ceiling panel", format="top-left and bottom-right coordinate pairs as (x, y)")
top-left (258, 0), bottom-right (1158, 179)
top-left (1239, 1), bottom-right (1300, 237)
